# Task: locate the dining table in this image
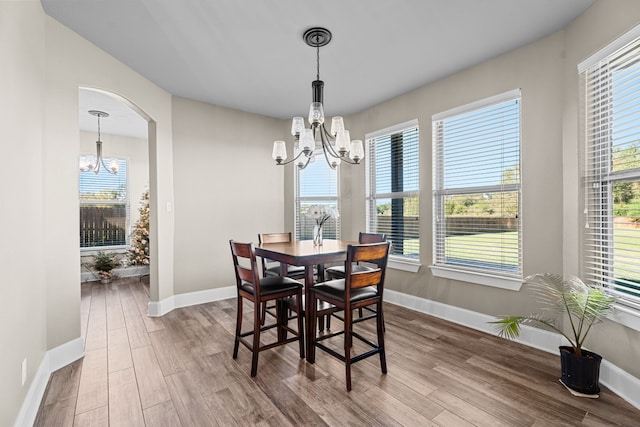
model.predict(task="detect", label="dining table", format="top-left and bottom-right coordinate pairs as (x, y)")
top-left (255, 238), bottom-right (356, 358)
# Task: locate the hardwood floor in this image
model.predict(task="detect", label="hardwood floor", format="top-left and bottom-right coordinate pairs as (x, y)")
top-left (35, 277), bottom-right (639, 426)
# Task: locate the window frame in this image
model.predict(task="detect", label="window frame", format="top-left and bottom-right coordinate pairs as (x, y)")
top-left (431, 89), bottom-right (523, 290)
top-left (294, 148), bottom-right (340, 241)
top-left (580, 23), bottom-right (640, 329)
top-left (79, 156), bottom-right (130, 251)
top-left (365, 119), bottom-right (420, 272)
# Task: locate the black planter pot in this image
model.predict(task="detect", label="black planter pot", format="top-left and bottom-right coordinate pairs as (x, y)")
top-left (559, 346), bottom-right (602, 395)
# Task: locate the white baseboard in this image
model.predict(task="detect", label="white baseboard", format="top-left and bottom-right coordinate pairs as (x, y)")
top-left (384, 289), bottom-right (640, 410)
top-left (13, 338), bottom-right (84, 427)
top-left (148, 286), bottom-right (236, 317)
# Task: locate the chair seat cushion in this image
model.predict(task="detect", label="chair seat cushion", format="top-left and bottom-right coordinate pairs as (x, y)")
top-left (311, 279), bottom-right (378, 303)
top-left (241, 275), bottom-right (302, 295)
top-left (265, 264), bottom-right (306, 278)
top-left (325, 264), bottom-right (374, 280)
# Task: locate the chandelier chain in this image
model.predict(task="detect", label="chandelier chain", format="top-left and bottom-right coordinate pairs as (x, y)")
top-left (316, 39), bottom-right (320, 81)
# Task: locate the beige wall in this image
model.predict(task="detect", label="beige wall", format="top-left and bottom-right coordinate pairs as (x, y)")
top-left (0, 1), bottom-right (47, 424)
top-left (171, 97), bottom-right (286, 294)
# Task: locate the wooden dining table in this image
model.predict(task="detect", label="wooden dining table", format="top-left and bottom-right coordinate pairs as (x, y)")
top-left (255, 239), bottom-right (355, 358)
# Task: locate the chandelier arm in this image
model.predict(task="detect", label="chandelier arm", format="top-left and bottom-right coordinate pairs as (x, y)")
top-left (319, 125), bottom-right (362, 165)
top-left (274, 145), bottom-right (310, 166)
top-left (319, 125), bottom-right (342, 158)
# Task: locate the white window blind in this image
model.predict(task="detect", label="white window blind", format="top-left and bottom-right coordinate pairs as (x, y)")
top-left (79, 158), bottom-right (129, 248)
top-left (433, 90), bottom-right (522, 278)
top-left (295, 149), bottom-right (340, 240)
top-left (366, 120), bottom-right (419, 260)
top-left (582, 31), bottom-right (640, 312)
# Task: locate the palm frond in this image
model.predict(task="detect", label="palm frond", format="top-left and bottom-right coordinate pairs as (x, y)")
top-left (491, 273), bottom-right (617, 352)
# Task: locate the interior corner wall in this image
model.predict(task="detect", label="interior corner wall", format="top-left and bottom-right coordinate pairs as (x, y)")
top-left (171, 96), bottom-right (286, 295)
top-left (0, 1), bottom-right (47, 425)
top-left (561, 0), bottom-right (640, 379)
top-left (343, 30), bottom-right (568, 320)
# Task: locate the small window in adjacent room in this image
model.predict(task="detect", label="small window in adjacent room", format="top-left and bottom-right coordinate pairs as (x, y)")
top-left (79, 158), bottom-right (129, 248)
top-left (295, 148), bottom-right (340, 240)
top-left (581, 25), bottom-right (640, 320)
top-left (432, 90), bottom-right (522, 287)
top-left (365, 119), bottom-right (420, 270)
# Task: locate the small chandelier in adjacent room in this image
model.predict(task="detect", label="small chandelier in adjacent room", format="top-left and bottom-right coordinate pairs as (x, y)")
top-left (79, 110), bottom-right (118, 174)
top-left (272, 27), bottom-right (364, 170)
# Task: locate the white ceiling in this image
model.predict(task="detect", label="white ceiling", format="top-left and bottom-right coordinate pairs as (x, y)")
top-left (43, 0), bottom-right (596, 138)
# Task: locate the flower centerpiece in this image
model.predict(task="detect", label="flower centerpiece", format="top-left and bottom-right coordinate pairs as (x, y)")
top-left (306, 204), bottom-right (339, 246)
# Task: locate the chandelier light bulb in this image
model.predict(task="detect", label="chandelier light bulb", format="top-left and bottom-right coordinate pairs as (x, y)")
top-left (308, 102), bottom-right (325, 125)
top-left (272, 140), bottom-right (287, 163)
top-left (291, 117), bottom-right (305, 135)
top-left (330, 116), bottom-right (345, 136)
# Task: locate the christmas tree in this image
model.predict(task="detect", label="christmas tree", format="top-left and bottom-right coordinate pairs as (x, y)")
top-left (129, 189), bottom-right (150, 265)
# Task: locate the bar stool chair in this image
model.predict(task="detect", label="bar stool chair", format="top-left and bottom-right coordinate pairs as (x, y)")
top-left (229, 240), bottom-right (304, 377)
top-left (324, 232), bottom-right (387, 328)
top-left (308, 241), bottom-right (390, 391)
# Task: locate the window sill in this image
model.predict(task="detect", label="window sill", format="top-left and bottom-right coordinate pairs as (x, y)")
top-left (388, 256), bottom-right (421, 273)
top-left (430, 265), bottom-right (522, 290)
top-left (607, 304), bottom-right (640, 333)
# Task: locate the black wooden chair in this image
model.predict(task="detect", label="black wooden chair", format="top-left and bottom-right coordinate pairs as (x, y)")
top-left (229, 240), bottom-right (304, 377)
top-left (324, 232), bottom-right (387, 328)
top-left (308, 241), bottom-right (390, 391)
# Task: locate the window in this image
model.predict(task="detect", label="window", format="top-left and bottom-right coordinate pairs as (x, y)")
top-left (432, 90), bottom-right (522, 284)
top-left (366, 120), bottom-right (419, 265)
top-left (295, 149), bottom-right (339, 240)
top-left (79, 158), bottom-right (129, 248)
top-left (581, 26), bottom-right (640, 315)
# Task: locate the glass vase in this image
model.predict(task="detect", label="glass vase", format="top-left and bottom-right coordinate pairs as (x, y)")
top-left (313, 225), bottom-right (323, 246)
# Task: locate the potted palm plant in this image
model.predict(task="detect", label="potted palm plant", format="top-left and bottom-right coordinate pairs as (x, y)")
top-left (491, 273), bottom-right (616, 396)
top-left (92, 251), bottom-right (119, 284)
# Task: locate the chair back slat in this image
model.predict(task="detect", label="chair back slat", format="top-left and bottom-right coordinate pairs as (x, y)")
top-left (358, 232), bottom-right (386, 244)
top-left (229, 240), bottom-right (261, 293)
top-left (258, 232), bottom-right (292, 244)
top-left (350, 269), bottom-right (383, 289)
top-left (345, 242), bottom-right (390, 291)
top-left (351, 243), bottom-right (389, 263)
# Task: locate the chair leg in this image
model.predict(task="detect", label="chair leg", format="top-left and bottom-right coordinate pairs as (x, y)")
top-left (250, 300), bottom-right (261, 377)
top-left (344, 306), bottom-right (353, 391)
top-left (260, 302), bottom-right (267, 325)
top-left (377, 301), bottom-right (387, 374)
top-left (296, 292), bottom-right (305, 359)
top-left (308, 293), bottom-right (317, 364)
top-left (233, 296), bottom-right (242, 359)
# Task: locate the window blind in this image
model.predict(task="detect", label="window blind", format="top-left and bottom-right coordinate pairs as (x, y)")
top-left (433, 90), bottom-right (522, 278)
top-left (366, 120), bottom-right (419, 260)
top-left (79, 158), bottom-right (129, 248)
top-left (295, 149), bottom-right (340, 240)
top-left (582, 33), bottom-right (640, 311)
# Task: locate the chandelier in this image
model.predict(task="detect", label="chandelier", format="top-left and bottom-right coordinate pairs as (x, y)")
top-left (79, 110), bottom-right (118, 174)
top-left (272, 28), bottom-right (364, 170)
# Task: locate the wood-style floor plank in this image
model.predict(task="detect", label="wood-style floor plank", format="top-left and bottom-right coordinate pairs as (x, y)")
top-left (108, 367), bottom-right (145, 426)
top-left (75, 347), bottom-right (108, 415)
top-left (35, 277), bottom-right (640, 427)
